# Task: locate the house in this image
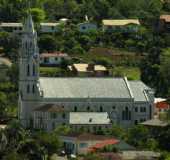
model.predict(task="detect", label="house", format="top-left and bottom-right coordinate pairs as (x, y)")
top-left (40, 52), bottom-right (70, 66)
top-left (68, 63), bottom-right (108, 77)
top-left (61, 133), bottom-right (119, 155)
top-left (34, 104), bottom-right (111, 131)
top-left (39, 23), bottom-right (60, 33)
top-left (78, 22), bottom-right (97, 33)
top-left (102, 19), bottom-right (140, 33)
top-left (0, 23), bottom-right (23, 33)
top-left (154, 98), bottom-right (170, 115)
top-left (19, 14), bottom-right (155, 130)
top-left (159, 15), bottom-right (170, 32)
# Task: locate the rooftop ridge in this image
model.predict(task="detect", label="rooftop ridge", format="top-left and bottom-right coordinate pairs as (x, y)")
top-left (124, 77), bottom-right (134, 99)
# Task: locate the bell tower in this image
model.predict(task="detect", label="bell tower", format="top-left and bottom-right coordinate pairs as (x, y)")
top-left (19, 14), bottom-right (40, 101)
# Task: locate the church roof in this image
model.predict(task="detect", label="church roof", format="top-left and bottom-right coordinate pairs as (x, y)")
top-left (39, 77), bottom-right (151, 101)
top-left (69, 112), bottom-right (111, 125)
top-left (128, 81), bottom-right (151, 102)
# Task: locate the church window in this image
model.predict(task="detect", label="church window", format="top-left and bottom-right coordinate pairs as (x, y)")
top-left (135, 107), bottom-right (138, 112)
top-left (112, 106), bottom-right (116, 110)
top-left (27, 64), bottom-right (30, 76)
top-left (32, 84), bottom-right (35, 93)
top-left (122, 107), bottom-right (131, 121)
top-left (140, 107), bottom-right (146, 112)
top-left (33, 64), bottom-right (36, 76)
top-left (100, 106), bottom-right (103, 112)
top-left (74, 106), bottom-right (77, 112)
top-left (27, 84), bottom-right (30, 93)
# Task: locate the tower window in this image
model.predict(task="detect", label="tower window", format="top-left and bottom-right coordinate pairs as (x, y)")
top-left (87, 106), bottom-right (90, 111)
top-left (32, 84), bottom-right (35, 93)
top-left (33, 64), bottom-right (36, 76)
top-left (27, 64), bottom-right (30, 76)
top-left (27, 84), bottom-right (30, 93)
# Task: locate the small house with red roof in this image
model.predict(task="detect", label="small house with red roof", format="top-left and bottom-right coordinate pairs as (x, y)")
top-left (61, 133), bottom-right (120, 155)
top-left (154, 98), bottom-right (170, 115)
top-left (40, 52), bottom-right (70, 66)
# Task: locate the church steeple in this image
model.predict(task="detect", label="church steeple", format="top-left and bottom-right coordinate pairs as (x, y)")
top-left (24, 14), bottom-right (35, 34)
top-left (19, 13), bottom-right (40, 101)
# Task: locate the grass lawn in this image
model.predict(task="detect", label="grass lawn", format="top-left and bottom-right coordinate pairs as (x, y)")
top-left (111, 66), bottom-right (141, 80)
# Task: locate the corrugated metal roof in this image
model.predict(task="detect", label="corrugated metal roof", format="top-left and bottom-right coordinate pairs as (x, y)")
top-left (69, 112), bottom-right (110, 125)
top-left (102, 19), bottom-right (140, 26)
top-left (0, 23), bottom-right (23, 27)
top-left (128, 81), bottom-right (150, 101)
top-left (40, 23), bottom-right (60, 26)
top-left (39, 77), bottom-right (131, 99)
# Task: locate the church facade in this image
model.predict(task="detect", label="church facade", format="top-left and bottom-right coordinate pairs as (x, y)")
top-left (19, 15), bottom-right (155, 131)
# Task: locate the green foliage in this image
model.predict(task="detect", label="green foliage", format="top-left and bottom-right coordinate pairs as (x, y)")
top-left (108, 124), bottom-right (127, 139)
top-left (127, 125), bottom-right (150, 149)
top-left (30, 8), bottom-right (46, 23)
top-left (39, 35), bottom-right (57, 52)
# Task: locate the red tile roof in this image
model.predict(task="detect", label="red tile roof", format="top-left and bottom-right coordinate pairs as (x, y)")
top-left (89, 139), bottom-right (119, 150)
top-left (156, 101), bottom-right (170, 109)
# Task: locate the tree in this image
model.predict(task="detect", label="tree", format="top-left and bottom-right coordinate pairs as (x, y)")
top-left (0, 92), bottom-right (7, 115)
top-left (35, 131), bottom-right (62, 160)
top-left (30, 8), bottom-right (46, 23)
top-left (127, 125), bottom-right (150, 148)
top-left (39, 35), bottom-right (57, 52)
top-left (109, 124), bottom-right (126, 139)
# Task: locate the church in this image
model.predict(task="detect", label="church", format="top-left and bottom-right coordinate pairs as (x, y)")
top-left (19, 14), bottom-right (155, 131)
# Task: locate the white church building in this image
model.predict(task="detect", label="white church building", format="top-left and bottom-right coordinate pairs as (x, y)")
top-left (19, 14), bottom-right (155, 131)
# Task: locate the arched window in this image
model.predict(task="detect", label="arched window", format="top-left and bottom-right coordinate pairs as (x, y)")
top-left (27, 64), bottom-right (30, 76)
top-left (32, 64), bottom-right (36, 76)
top-left (32, 84), bottom-right (35, 93)
top-left (27, 84), bottom-right (30, 93)
top-left (87, 106), bottom-right (90, 111)
top-left (74, 106), bottom-right (77, 112)
top-left (122, 107), bottom-right (131, 121)
top-left (100, 106), bottom-right (103, 112)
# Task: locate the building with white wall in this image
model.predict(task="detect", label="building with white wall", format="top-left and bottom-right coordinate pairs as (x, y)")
top-left (40, 52), bottom-right (70, 66)
top-left (19, 14), bottom-right (155, 131)
top-left (78, 22), bottom-right (97, 33)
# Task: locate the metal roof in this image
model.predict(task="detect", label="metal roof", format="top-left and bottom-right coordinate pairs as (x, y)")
top-left (128, 81), bottom-right (150, 102)
top-left (102, 19), bottom-right (140, 26)
top-left (39, 77), bottom-right (132, 99)
top-left (69, 112), bottom-right (111, 125)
